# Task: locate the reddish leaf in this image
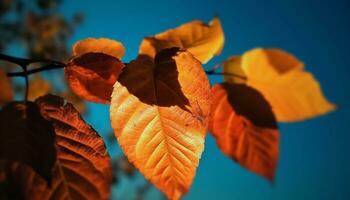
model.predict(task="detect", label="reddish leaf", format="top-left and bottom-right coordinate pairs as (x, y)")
top-left (16, 94), bottom-right (113, 200)
top-left (65, 52), bottom-right (124, 104)
top-left (209, 83), bottom-right (279, 181)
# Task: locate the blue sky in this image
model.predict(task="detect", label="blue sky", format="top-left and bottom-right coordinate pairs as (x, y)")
top-left (59, 0), bottom-right (350, 199)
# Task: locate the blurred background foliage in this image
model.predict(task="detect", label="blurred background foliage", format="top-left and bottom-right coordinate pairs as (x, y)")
top-left (0, 0), bottom-right (153, 199)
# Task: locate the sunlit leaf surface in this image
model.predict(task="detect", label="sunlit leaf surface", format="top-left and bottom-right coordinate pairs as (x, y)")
top-left (110, 48), bottom-right (210, 200)
top-left (139, 17), bottom-right (224, 64)
top-left (223, 48), bottom-right (335, 122)
top-left (73, 38), bottom-right (125, 59)
top-left (209, 83), bottom-right (279, 180)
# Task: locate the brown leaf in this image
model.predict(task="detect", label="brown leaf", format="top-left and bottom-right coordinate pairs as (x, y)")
top-left (0, 69), bottom-right (13, 105)
top-left (0, 95), bottom-right (114, 200)
top-left (17, 94), bottom-right (113, 200)
top-left (0, 101), bottom-right (56, 183)
top-left (65, 52), bottom-right (125, 104)
top-left (209, 83), bottom-right (279, 181)
top-left (110, 48), bottom-right (210, 199)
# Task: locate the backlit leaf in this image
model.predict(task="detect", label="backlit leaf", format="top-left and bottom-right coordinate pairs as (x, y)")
top-left (73, 38), bottom-right (125, 59)
top-left (139, 17), bottom-right (224, 64)
top-left (110, 48), bottom-right (210, 200)
top-left (0, 69), bottom-right (13, 105)
top-left (0, 101), bottom-right (56, 183)
top-left (223, 48), bottom-right (335, 122)
top-left (12, 94), bottom-right (112, 200)
top-left (65, 52), bottom-right (125, 104)
top-left (209, 83), bottom-right (279, 181)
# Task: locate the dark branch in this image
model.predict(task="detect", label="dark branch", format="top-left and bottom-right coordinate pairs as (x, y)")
top-left (0, 53), bottom-right (65, 67)
top-left (0, 53), bottom-right (67, 77)
top-left (0, 53), bottom-right (67, 102)
top-left (6, 63), bottom-right (66, 77)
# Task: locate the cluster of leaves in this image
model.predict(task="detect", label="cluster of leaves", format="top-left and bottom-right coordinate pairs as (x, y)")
top-left (1, 0), bottom-right (146, 198)
top-left (0, 16), bottom-right (335, 200)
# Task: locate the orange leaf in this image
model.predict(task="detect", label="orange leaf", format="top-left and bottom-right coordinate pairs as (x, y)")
top-left (209, 83), bottom-right (279, 181)
top-left (7, 94), bottom-right (113, 200)
top-left (110, 48), bottom-right (210, 200)
top-left (223, 48), bottom-right (335, 122)
top-left (73, 38), bottom-right (125, 59)
top-left (0, 69), bottom-right (13, 105)
top-left (139, 17), bottom-right (224, 64)
top-left (65, 52), bottom-right (124, 104)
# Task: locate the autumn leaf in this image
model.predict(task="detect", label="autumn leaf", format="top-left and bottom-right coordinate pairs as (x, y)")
top-left (0, 69), bottom-right (13, 105)
top-left (10, 94), bottom-right (112, 200)
top-left (65, 52), bottom-right (125, 104)
top-left (139, 17), bottom-right (224, 64)
top-left (110, 48), bottom-right (210, 200)
top-left (223, 48), bottom-right (335, 122)
top-left (73, 38), bottom-right (125, 59)
top-left (0, 101), bottom-right (56, 183)
top-left (209, 83), bottom-right (279, 181)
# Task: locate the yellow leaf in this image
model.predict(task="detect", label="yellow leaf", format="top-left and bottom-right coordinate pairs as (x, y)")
top-left (139, 17), bottom-right (224, 64)
top-left (222, 56), bottom-right (246, 84)
top-left (223, 48), bottom-right (335, 122)
top-left (73, 38), bottom-right (125, 59)
top-left (0, 69), bottom-right (13, 105)
top-left (110, 48), bottom-right (210, 200)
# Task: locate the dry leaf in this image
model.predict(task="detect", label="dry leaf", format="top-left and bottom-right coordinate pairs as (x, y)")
top-left (209, 83), bottom-right (279, 181)
top-left (0, 69), bottom-right (13, 105)
top-left (223, 48), bottom-right (335, 122)
top-left (110, 48), bottom-right (210, 200)
top-left (65, 52), bottom-right (124, 104)
top-left (73, 38), bottom-right (125, 59)
top-left (139, 17), bottom-right (224, 64)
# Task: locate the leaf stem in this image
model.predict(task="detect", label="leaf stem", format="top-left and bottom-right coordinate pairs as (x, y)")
top-left (205, 70), bottom-right (247, 80)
